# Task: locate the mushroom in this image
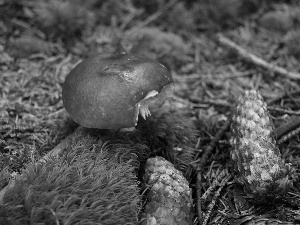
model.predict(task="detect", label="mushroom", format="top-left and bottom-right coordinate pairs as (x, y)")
top-left (62, 53), bottom-right (174, 130)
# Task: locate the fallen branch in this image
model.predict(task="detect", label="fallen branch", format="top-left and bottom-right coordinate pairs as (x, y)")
top-left (216, 33), bottom-right (300, 80)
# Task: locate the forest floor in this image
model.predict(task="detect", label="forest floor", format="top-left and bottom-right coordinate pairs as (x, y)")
top-left (1, 0), bottom-right (300, 224)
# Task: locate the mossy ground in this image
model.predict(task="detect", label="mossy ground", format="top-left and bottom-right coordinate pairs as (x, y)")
top-left (1, 133), bottom-right (142, 225)
top-left (1, 0), bottom-right (300, 224)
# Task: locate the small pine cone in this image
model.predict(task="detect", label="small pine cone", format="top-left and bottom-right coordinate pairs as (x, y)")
top-left (230, 90), bottom-right (290, 199)
top-left (142, 157), bottom-right (193, 225)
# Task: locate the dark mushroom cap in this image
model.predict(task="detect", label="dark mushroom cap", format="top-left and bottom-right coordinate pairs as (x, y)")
top-left (62, 53), bottom-right (174, 129)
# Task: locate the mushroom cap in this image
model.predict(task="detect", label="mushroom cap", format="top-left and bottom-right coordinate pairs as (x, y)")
top-left (62, 53), bottom-right (174, 129)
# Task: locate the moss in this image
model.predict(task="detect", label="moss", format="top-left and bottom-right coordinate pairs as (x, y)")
top-left (0, 105), bottom-right (198, 224)
top-left (136, 107), bottom-right (198, 180)
top-left (85, 105), bottom-right (198, 180)
top-left (1, 134), bottom-right (142, 225)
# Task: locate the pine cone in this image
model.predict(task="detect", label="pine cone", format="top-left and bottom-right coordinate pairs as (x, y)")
top-left (230, 90), bottom-right (291, 199)
top-left (142, 157), bottom-right (193, 225)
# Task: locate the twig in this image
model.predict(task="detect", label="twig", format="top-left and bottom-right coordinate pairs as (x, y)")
top-left (197, 171), bottom-right (203, 225)
top-left (195, 119), bottom-right (231, 225)
top-left (201, 169), bottom-right (228, 201)
top-left (173, 73), bottom-right (202, 80)
top-left (216, 33), bottom-right (300, 80)
top-left (196, 119), bottom-right (231, 167)
top-left (278, 126), bottom-right (300, 145)
top-left (267, 106), bottom-right (300, 116)
top-left (188, 96), bottom-right (300, 116)
top-left (202, 175), bottom-right (232, 225)
top-left (0, 126), bottom-right (83, 204)
top-left (47, 108), bottom-right (65, 118)
top-left (125, 0), bottom-right (177, 36)
top-left (214, 71), bottom-right (254, 79)
top-left (11, 18), bottom-right (45, 38)
top-left (190, 98), bottom-right (232, 108)
top-left (55, 54), bottom-right (72, 82)
top-left (274, 116), bottom-right (300, 139)
top-left (267, 90), bottom-right (300, 105)
top-left (173, 96), bottom-right (211, 109)
top-left (119, 6), bottom-right (144, 31)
